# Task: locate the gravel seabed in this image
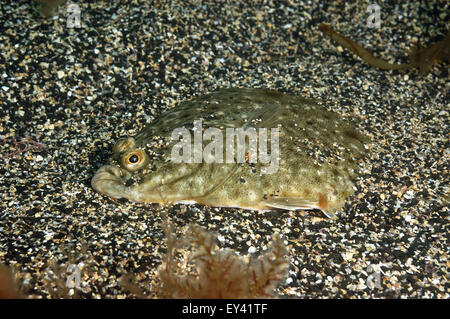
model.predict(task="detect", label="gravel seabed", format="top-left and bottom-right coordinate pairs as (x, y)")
top-left (0, 0), bottom-right (448, 298)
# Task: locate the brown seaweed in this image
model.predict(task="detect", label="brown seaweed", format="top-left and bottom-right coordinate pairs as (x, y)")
top-left (409, 31), bottom-right (450, 73)
top-left (154, 223), bottom-right (289, 298)
top-left (0, 265), bottom-right (24, 299)
top-left (318, 23), bottom-right (450, 73)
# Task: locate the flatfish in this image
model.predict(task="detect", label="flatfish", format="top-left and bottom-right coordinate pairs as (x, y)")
top-left (92, 88), bottom-right (369, 218)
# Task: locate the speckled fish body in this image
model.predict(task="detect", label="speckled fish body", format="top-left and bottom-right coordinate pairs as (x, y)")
top-left (92, 88), bottom-right (369, 217)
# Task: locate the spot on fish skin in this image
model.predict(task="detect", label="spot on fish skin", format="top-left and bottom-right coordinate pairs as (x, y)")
top-left (343, 128), bottom-right (361, 140)
top-left (318, 193), bottom-right (329, 210)
top-left (248, 191), bottom-right (257, 201)
top-left (331, 168), bottom-right (340, 176)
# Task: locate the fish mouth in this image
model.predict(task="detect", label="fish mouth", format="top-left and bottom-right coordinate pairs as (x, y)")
top-left (91, 165), bottom-right (133, 200)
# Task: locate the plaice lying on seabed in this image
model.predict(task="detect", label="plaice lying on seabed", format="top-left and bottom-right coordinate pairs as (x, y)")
top-left (92, 88), bottom-right (370, 218)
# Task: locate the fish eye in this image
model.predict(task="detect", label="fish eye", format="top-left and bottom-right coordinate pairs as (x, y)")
top-left (127, 153), bottom-right (140, 164)
top-left (121, 149), bottom-right (148, 171)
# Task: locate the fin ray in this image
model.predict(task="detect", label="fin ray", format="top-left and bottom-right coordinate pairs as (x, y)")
top-left (263, 197), bottom-right (336, 218)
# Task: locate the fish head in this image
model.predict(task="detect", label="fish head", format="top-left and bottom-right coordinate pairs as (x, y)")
top-left (91, 134), bottom-right (209, 204)
top-left (91, 136), bottom-right (153, 201)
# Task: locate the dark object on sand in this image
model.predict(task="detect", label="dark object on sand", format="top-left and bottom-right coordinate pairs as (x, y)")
top-left (35, 0), bottom-right (65, 17)
top-left (319, 23), bottom-right (450, 73)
